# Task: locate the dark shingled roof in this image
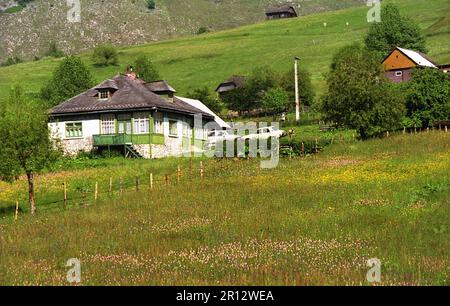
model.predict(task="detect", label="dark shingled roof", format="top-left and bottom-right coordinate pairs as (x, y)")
top-left (95, 79), bottom-right (119, 90)
top-left (215, 75), bottom-right (246, 93)
top-left (145, 80), bottom-right (176, 93)
top-left (266, 5), bottom-right (297, 16)
top-left (50, 75), bottom-right (213, 118)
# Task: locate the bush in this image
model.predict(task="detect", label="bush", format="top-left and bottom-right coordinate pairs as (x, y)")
top-left (222, 66), bottom-right (279, 113)
top-left (197, 27), bottom-right (210, 35)
top-left (279, 67), bottom-right (315, 107)
top-left (147, 0), bottom-right (156, 9)
top-left (92, 44), bottom-right (119, 66)
top-left (1, 56), bottom-right (22, 67)
top-left (134, 55), bottom-right (160, 82)
top-left (402, 68), bottom-right (450, 128)
top-left (261, 87), bottom-right (290, 120)
top-left (46, 42), bottom-right (65, 58)
top-left (188, 86), bottom-right (223, 114)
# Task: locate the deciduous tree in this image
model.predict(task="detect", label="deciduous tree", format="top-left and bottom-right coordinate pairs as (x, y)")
top-left (0, 86), bottom-right (59, 214)
top-left (262, 87), bottom-right (290, 120)
top-left (188, 86), bottom-right (223, 114)
top-left (403, 68), bottom-right (450, 128)
top-left (134, 55), bottom-right (160, 83)
top-left (321, 44), bottom-right (405, 139)
top-left (40, 56), bottom-right (94, 107)
top-left (365, 4), bottom-right (427, 58)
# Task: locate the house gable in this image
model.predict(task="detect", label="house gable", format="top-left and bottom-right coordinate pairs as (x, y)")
top-left (383, 49), bottom-right (417, 71)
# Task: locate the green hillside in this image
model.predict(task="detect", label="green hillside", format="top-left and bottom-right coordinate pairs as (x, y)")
top-left (0, 0), bottom-right (364, 60)
top-left (1, 132), bottom-right (449, 285)
top-left (0, 0), bottom-right (448, 104)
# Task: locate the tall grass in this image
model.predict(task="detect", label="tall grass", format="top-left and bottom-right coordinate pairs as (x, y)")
top-left (0, 132), bottom-right (449, 285)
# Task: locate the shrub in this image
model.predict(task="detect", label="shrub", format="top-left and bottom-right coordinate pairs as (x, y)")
top-left (92, 44), bottom-right (119, 66)
top-left (279, 67), bottom-right (315, 107)
top-left (46, 42), bottom-right (65, 58)
top-left (188, 86), bottom-right (223, 114)
top-left (197, 27), bottom-right (210, 35)
top-left (147, 0), bottom-right (156, 9)
top-left (1, 56), bottom-right (22, 67)
top-left (402, 68), bottom-right (450, 128)
top-left (261, 87), bottom-right (290, 120)
top-left (221, 67), bottom-right (284, 113)
top-left (134, 55), bottom-right (160, 82)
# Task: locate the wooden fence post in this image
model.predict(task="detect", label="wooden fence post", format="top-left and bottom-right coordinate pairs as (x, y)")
top-left (109, 177), bottom-right (113, 194)
top-left (136, 176), bottom-right (139, 192)
top-left (200, 161), bottom-right (204, 179)
top-left (150, 173), bottom-right (153, 190)
top-left (301, 142), bottom-right (305, 156)
top-left (15, 199), bottom-right (19, 221)
top-left (94, 181), bottom-right (98, 202)
top-left (165, 175), bottom-right (169, 186)
top-left (63, 181), bottom-right (67, 209)
top-left (445, 126), bottom-right (448, 133)
top-left (177, 166), bottom-right (181, 183)
top-left (120, 178), bottom-right (123, 194)
top-left (189, 158), bottom-right (193, 175)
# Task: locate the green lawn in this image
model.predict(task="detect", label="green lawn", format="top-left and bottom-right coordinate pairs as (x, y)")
top-left (0, 0), bottom-right (448, 104)
top-left (0, 132), bottom-right (449, 285)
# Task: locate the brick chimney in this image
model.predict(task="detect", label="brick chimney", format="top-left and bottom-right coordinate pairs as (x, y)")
top-left (125, 65), bottom-right (137, 80)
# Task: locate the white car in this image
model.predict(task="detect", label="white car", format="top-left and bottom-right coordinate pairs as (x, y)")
top-left (205, 130), bottom-right (240, 149)
top-left (240, 126), bottom-right (286, 141)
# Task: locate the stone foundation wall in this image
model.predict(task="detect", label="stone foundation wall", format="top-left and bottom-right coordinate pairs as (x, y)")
top-left (133, 142), bottom-right (203, 159)
top-left (62, 137), bottom-right (93, 156)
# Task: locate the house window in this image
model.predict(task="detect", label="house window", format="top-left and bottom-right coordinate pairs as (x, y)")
top-left (169, 120), bottom-right (178, 137)
top-left (65, 122), bottom-right (82, 138)
top-left (195, 127), bottom-right (207, 140)
top-left (101, 115), bottom-right (115, 135)
top-left (99, 90), bottom-right (109, 100)
top-left (182, 121), bottom-right (192, 138)
top-left (134, 113), bottom-right (150, 134)
top-left (154, 112), bottom-right (164, 134)
top-left (395, 71), bottom-right (403, 77)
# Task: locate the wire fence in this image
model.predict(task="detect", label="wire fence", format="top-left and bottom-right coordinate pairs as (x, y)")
top-left (10, 160), bottom-right (208, 218)
top-left (7, 126), bottom-right (450, 219)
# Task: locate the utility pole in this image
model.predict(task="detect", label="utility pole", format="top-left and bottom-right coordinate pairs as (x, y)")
top-left (294, 57), bottom-right (301, 122)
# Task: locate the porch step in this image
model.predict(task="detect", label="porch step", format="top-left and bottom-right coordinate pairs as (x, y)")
top-left (125, 145), bottom-right (143, 159)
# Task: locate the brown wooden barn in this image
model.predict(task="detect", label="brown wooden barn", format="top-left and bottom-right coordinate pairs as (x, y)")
top-left (382, 47), bottom-right (439, 83)
top-left (438, 64), bottom-right (450, 74)
top-left (215, 75), bottom-right (246, 98)
top-left (265, 5), bottom-right (298, 20)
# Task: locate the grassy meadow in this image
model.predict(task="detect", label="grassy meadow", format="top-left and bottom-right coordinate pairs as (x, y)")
top-left (0, 0), bottom-right (449, 103)
top-left (0, 132), bottom-right (449, 285)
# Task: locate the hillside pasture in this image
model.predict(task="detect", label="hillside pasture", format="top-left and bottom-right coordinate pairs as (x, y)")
top-left (0, 0), bottom-right (448, 103)
top-left (0, 132), bottom-right (449, 285)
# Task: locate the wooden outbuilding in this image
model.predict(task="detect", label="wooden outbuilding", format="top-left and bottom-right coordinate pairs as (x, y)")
top-left (265, 5), bottom-right (298, 20)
